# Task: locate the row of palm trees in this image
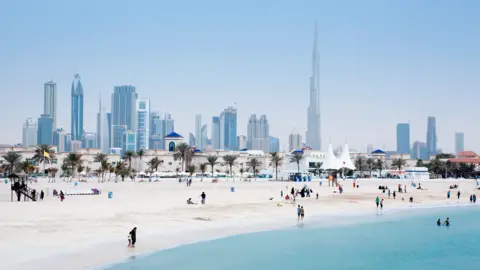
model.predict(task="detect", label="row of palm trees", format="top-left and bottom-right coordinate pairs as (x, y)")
top-left (1, 144), bottom-right (56, 176)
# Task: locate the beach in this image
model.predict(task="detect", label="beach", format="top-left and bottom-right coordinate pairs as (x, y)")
top-left (1, 177), bottom-right (478, 270)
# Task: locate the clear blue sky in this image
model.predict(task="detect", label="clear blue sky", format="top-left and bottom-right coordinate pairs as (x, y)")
top-left (1, 0), bottom-right (479, 153)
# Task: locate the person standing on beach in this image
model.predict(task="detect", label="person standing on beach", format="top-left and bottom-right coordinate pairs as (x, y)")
top-left (380, 199), bottom-right (384, 210)
top-left (388, 189), bottom-right (391, 199)
top-left (300, 206), bottom-right (305, 221)
top-left (393, 191), bottom-right (396, 200)
top-left (297, 205), bottom-right (301, 221)
top-left (375, 196), bottom-right (380, 208)
top-left (129, 227), bottom-right (137, 247)
top-left (447, 190), bottom-right (451, 199)
top-left (200, 192), bottom-right (206, 204)
top-left (457, 191), bottom-right (461, 200)
top-left (281, 190), bottom-right (283, 198)
top-left (404, 185), bottom-right (407, 193)
top-left (40, 190), bottom-right (44, 201)
top-left (473, 194), bottom-right (477, 203)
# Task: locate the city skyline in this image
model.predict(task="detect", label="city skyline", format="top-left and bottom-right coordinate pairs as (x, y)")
top-left (2, 1), bottom-right (480, 153)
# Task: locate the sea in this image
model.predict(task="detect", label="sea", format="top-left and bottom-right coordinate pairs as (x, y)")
top-left (105, 205), bottom-right (480, 270)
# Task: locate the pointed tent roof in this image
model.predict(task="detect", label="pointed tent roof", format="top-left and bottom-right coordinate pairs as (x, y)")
top-left (165, 132), bottom-right (183, 138)
top-left (371, 149), bottom-right (386, 154)
top-left (321, 144), bottom-right (340, 170)
top-left (338, 144), bottom-right (355, 169)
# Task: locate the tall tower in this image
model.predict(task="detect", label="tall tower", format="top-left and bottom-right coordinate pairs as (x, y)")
top-left (426, 116), bottom-right (437, 155)
top-left (71, 74), bottom-right (84, 141)
top-left (44, 81), bottom-right (57, 131)
top-left (306, 21), bottom-right (321, 150)
top-left (195, 114), bottom-right (202, 149)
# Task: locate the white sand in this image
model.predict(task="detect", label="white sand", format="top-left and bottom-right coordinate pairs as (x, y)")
top-left (0, 177), bottom-right (478, 270)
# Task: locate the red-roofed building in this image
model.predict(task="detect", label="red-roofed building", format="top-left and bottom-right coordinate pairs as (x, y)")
top-left (449, 151), bottom-right (480, 164)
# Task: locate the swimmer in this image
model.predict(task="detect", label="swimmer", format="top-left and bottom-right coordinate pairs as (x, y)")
top-left (444, 217), bottom-right (450, 226)
top-left (437, 219), bottom-right (441, 226)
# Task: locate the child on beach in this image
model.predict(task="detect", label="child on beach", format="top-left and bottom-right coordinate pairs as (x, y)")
top-left (300, 206), bottom-right (305, 221)
top-left (128, 234), bottom-right (132, 247)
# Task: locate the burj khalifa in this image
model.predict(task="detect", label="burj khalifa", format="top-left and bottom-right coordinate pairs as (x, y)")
top-left (306, 22), bottom-right (321, 150)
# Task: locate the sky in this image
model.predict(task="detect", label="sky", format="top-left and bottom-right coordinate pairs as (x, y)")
top-left (1, 0), bottom-right (479, 153)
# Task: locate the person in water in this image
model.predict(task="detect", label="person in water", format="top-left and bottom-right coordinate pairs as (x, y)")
top-left (444, 218), bottom-right (450, 226)
top-left (437, 219), bottom-right (441, 226)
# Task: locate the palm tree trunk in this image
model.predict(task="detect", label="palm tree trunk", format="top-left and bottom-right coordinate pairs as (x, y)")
top-left (275, 165), bottom-right (278, 181)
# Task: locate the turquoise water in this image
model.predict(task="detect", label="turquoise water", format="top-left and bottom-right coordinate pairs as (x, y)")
top-left (107, 206), bottom-right (480, 270)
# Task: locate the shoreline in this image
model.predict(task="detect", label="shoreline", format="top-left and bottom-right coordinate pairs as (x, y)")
top-left (3, 178), bottom-right (478, 270)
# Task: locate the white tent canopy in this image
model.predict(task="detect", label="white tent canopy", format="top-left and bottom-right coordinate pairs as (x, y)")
top-left (321, 144), bottom-right (341, 170)
top-left (338, 144), bottom-right (355, 170)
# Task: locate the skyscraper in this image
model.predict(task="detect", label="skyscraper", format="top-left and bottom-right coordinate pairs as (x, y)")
top-left (22, 118), bottom-right (37, 147)
top-left (396, 123), bottom-right (410, 154)
top-left (53, 128), bottom-right (70, 152)
top-left (289, 132), bottom-right (302, 151)
top-left (136, 99), bottom-right (151, 150)
top-left (37, 114), bottom-right (53, 145)
top-left (111, 85), bottom-right (137, 147)
top-left (412, 141), bottom-right (429, 160)
top-left (455, 132), bottom-right (464, 154)
top-left (237, 135), bottom-right (247, 150)
top-left (211, 116), bottom-right (220, 149)
top-left (96, 97), bottom-right (110, 153)
top-left (247, 114), bottom-right (269, 152)
top-left (82, 132), bottom-right (97, 148)
top-left (219, 107), bottom-right (237, 150)
top-left (149, 112), bottom-right (174, 150)
top-left (269, 136), bottom-right (280, 152)
top-left (306, 22), bottom-right (321, 150)
top-left (122, 130), bottom-right (137, 153)
top-left (71, 74), bottom-right (84, 141)
top-left (195, 114), bottom-right (202, 149)
top-left (189, 133), bottom-right (196, 147)
top-left (426, 116), bottom-right (437, 155)
top-left (201, 124), bottom-right (208, 150)
top-left (44, 81), bottom-right (57, 131)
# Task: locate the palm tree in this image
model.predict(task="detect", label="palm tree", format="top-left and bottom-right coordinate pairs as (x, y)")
top-left (1, 151), bottom-right (22, 175)
top-left (122, 150), bottom-right (136, 174)
top-left (415, 159), bottom-right (424, 167)
top-left (173, 143), bottom-right (191, 172)
top-left (239, 167), bottom-right (245, 181)
top-left (66, 152), bottom-right (83, 181)
top-left (222, 155), bottom-right (238, 180)
top-left (61, 161), bottom-right (69, 180)
top-left (391, 158), bottom-right (407, 174)
top-left (374, 159), bottom-right (386, 177)
top-left (94, 153), bottom-right (108, 163)
top-left (77, 165), bottom-right (85, 181)
top-left (289, 152), bottom-right (304, 174)
top-left (115, 161), bottom-right (127, 182)
top-left (199, 163), bottom-right (207, 181)
top-left (246, 158), bottom-right (262, 179)
top-left (269, 152), bottom-right (284, 180)
top-left (21, 160), bottom-right (34, 176)
top-left (33, 144), bottom-right (55, 173)
top-left (206, 155), bottom-right (219, 176)
top-left (188, 165), bottom-right (196, 177)
top-left (108, 164), bottom-right (115, 181)
top-left (100, 160), bottom-right (110, 182)
top-left (354, 156), bottom-right (367, 177)
top-left (147, 157), bottom-right (162, 173)
top-left (137, 149), bottom-right (145, 172)
top-left (366, 158), bottom-right (375, 177)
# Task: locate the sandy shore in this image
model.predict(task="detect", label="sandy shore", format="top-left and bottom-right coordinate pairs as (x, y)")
top-left (1, 177), bottom-right (478, 270)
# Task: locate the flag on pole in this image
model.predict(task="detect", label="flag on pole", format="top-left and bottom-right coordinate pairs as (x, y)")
top-left (44, 151), bottom-right (50, 159)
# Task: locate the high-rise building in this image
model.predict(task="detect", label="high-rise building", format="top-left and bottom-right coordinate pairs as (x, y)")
top-left (106, 112), bottom-right (112, 149)
top-left (211, 116), bottom-right (220, 150)
top-left (412, 141), bottom-right (429, 160)
top-left (82, 132), bottom-right (97, 148)
top-left (306, 22), bottom-right (321, 150)
top-left (122, 130), bottom-right (137, 153)
top-left (219, 107), bottom-right (237, 150)
top-left (44, 81), bottom-right (57, 131)
top-left (136, 99), bottom-right (150, 150)
top-left (269, 136), bottom-right (280, 152)
top-left (111, 85), bottom-right (138, 147)
top-left (455, 132), bottom-right (464, 154)
top-left (149, 112), bottom-right (174, 150)
top-left (22, 118), bottom-right (37, 147)
top-left (189, 133), bottom-right (196, 147)
top-left (71, 74), bottom-right (84, 141)
top-left (426, 116), bottom-right (437, 156)
top-left (289, 132), bottom-right (302, 151)
top-left (37, 114), bottom-right (53, 145)
top-left (53, 129), bottom-right (70, 152)
top-left (247, 114), bottom-right (269, 152)
top-left (396, 123), bottom-right (410, 154)
top-left (112, 125), bottom-right (127, 149)
top-left (237, 135), bottom-right (247, 150)
top-left (201, 124), bottom-right (208, 150)
top-left (195, 114), bottom-right (202, 149)
top-left (70, 140), bottom-right (82, 153)
top-left (96, 97), bottom-right (110, 153)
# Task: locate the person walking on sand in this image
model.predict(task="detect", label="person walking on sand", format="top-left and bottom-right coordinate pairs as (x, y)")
top-left (300, 206), bottom-right (305, 221)
top-left (129, 227), bottom-right (137, 247)
top-left (297, 205), bottom-right (301, 221)
top-left (375, 196), bottom-right (380, 208)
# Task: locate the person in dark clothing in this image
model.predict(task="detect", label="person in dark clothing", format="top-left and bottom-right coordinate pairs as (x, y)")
top-left (200, 192), bottom-right (206, 204)
top-left (437, 219), bottom-right (441, 226)
top-left (444, 218), bottom-right (450, 226)
top-left (291, 187), bottom-right (294, 196)
top-left (40, 190), bottom-right (44, 201)
top-left (129, 227), bottom-right (137, 247)
top-left (31, 189), bottom-right (36, 200)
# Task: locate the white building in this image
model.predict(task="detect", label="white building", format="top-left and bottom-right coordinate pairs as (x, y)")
top-left (22, 118), bottom-right (37, 147)
top-left (136, 99), bottom-right (150, 150)
top-left (195, 114), bottom-right (202, 149)
top-left (289, 132), bottom-right (302, 151)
